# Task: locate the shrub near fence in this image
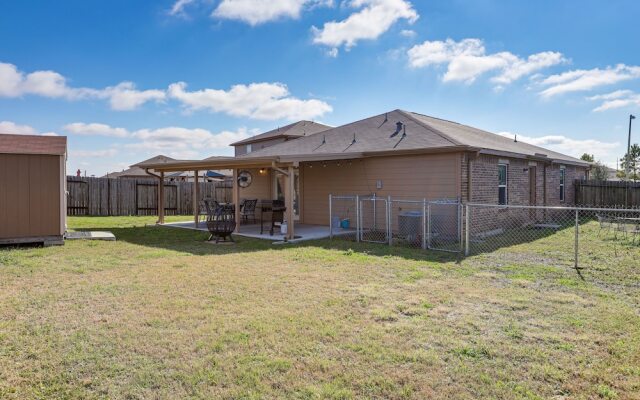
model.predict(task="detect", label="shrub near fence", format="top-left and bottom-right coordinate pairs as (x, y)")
top-left (66, 176), bottom-right (232, 216)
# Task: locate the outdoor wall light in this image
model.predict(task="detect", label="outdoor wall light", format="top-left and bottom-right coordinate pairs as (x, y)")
top-left (259, 168), bottom-right (266, 175)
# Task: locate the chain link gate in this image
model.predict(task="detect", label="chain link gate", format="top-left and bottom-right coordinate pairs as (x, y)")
top-left (359, 196), bottom-right (389, 244)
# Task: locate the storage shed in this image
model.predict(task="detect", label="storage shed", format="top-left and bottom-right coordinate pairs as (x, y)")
top-left (0, 134), bottom-right (67, 246)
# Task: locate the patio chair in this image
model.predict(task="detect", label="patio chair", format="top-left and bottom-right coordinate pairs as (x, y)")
top-left (596, 213), bottom-right (613, 237)
top-left (203, 199), bottom-right (220, 221)
top-left (206, 206), bottom-right (235, 243)
top-left (240, 199), bottom-right (258, 224)
top-left (198, 199), bottom-right (211, 223)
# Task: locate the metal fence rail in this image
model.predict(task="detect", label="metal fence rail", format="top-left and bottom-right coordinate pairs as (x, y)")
top-left (330, 195), bottom-right (640, 268)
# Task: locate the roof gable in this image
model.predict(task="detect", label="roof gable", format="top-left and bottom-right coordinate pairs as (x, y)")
top-left (230, 121), bottom-right (332, 146)
top-left (240, 110), bottom-right (457, 158)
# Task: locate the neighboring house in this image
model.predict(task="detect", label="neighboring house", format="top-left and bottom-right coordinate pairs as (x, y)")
top-left (0, 134), bottom-right (67, 246)
top-left (140, 109), bottom-right (590, 239)
top-left (104, 155), bottom-right (231, 181)
top-left (103, 155), bottom-right (176, 179)
top-left (231, 120), bottom-right (332, 156)
top-left (605, 166), bottom-right (621, 181)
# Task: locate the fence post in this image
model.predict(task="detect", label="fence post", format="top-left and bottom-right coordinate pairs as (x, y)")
top-left (574, 208), bottom-right (579, 269)
top-left (464, 204), bottom-right (470, 256)
top-left (427, 202), bottom-right (432, 249)
top-left (387, 196), bottom-right (392, 245)
top-left (422, 199), bottom-right (427, 250)
top-left (329, 194), bottom-right (333, 240)
top-left (355, 195), bottom-right (360, 242)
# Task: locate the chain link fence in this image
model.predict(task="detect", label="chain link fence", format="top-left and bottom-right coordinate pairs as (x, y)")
top-left (329, 195), bottom-right (462, 253)
top-left (330, 195), bottom-right (640, 268)
top-left (465, 203), bottom-right (640, 268)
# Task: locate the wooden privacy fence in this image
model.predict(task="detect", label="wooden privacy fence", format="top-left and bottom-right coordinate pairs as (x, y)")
top-left (575, 179), bottom-right (640, 207)
top-left (67, 176), bottom-right (232, 216)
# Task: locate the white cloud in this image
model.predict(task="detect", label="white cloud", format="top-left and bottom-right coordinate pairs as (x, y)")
top-left (168, 0), bottom-right (196, 16)
top-left (127, 126), bottom-right (253, 160)
top-left (214, 0), bottom-right (303, 25)
top-left (498, 131), bottom-right (621, 166)
top-left (0, 120), bottom-right (38, 135)
top-left (539, 64), bottom-right (640, 98)
top-left (588, 90), bottom-right (640, 112)
top-left (0, 62), bottom-right (164, 110)
top-left (167, 81), bottom-right (332, 120)
top-left (407, 38), bottom-right (566, 85)
top-left (1, 61), bottom-right (332, 120)
top-left (97, 82), bottom-right (166, 111)
top-left (312, 0), bottom-right (418, 50)
top-left (64, 122), bottom-right (130, 138)
top-left (0, 120), bottom-right (57, 136)
top-left (400, 29), bottom-right (416, 38)
top-left (326, 48), bottom-right (339, 58)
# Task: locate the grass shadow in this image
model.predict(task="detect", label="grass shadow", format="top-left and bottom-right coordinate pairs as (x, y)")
top-left (70, 223), bottom-right (460, 263)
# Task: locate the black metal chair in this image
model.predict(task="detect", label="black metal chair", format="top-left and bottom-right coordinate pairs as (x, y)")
top-left (206, 206), bottom-right (235, 243)
top-left (240, 199), bottom-right (258, 223)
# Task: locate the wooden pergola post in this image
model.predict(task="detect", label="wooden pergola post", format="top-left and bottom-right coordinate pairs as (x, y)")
top-left (233, 168), bottom-right (240, 233)
top-left (193, 170), bottom-right (199, 228)
top-left (157, 171), bottom-right (165, 224)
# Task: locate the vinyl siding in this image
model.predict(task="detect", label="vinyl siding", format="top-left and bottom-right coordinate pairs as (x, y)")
top-left (301, 153), bottom-right (461, 225)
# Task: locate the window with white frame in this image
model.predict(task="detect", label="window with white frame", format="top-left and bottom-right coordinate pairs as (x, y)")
top-left (246, 143), bottom-right (252, 153)
top-left (560, 166), bottom-right (566, 202)
top-left (498, 164), bottom-right (508, 205)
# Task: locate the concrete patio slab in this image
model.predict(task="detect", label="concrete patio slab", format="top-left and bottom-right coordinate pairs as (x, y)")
top-left (161, 221), bottom-right (354, 244)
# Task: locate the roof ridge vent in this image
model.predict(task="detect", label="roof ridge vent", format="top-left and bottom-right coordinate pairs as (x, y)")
top-left (351, 132), bottom-right (356, 145)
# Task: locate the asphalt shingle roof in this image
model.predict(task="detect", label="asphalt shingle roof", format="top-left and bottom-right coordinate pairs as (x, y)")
top-left (0, 134), bottom-right (67, 156)
top-left (231, 120), bottom-right (332, 146)
top-left (240, 109), bottom-right (588, 165)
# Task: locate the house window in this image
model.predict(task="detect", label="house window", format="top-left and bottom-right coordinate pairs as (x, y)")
top-left (246, 144), bottom-right (252, 153)
top-left (498, 164), bottom-right (508, 205)
top-left (560, 167), bottom-right (566, 202)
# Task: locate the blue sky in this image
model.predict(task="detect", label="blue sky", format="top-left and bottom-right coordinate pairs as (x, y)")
top-left (1, 0), bottom-right (639, 175)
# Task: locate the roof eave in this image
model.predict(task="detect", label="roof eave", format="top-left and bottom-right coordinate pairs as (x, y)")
top-left (479, 149), bottom-right (590, 167)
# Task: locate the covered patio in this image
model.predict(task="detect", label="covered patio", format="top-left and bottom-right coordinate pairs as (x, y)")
top-left (139, 156), bottom-right (314, 241)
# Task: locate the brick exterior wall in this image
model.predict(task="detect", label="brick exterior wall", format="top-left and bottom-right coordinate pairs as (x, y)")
top-left (463, 153), bottom-right (589, 238)
top-left (466, 153), bottom-right (588, 206)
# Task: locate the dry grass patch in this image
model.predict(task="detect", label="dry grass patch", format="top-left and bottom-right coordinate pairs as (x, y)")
top-left (0, 216), bottom-right (639, 399)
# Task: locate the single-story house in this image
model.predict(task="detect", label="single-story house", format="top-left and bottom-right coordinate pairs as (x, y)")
top-left (139, 109), bottom-right (590, 240)
top-left (0, 133), bottom-right (67, 246)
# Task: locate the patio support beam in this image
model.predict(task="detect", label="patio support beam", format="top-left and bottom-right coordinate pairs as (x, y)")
top-left (286, 165), bottom-right (295, 240)
top-left (193, 170), bottom-right (199, 228)
top-left (233, 168), bottom-right (241, 233)
top-left (158, 171), bottom-right (165, 224)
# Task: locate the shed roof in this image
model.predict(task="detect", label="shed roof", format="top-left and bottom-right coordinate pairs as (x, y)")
top-left (0, 134), bottom-right (67, 156)
top-left (230, 120), bottom-right (332, 146)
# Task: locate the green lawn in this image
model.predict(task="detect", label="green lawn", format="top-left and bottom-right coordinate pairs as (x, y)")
top-left (0, 216), bottom-right (639, 399)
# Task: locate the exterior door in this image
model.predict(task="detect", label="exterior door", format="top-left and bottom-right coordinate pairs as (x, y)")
top-left (529, 166), bottom-right (537, 205)
top-left (274, 169), bottom-right (300, 221)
